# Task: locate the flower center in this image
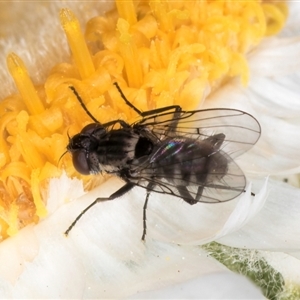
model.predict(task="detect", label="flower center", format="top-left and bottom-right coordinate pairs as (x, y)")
top-left (0, 0), bottom-right (287, 239)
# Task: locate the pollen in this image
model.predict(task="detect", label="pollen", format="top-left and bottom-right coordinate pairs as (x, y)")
top-left (0, 0), bottom-right (287, 239)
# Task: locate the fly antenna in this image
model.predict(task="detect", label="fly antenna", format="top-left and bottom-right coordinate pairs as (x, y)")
top-left (67, 128), bottom-right (71, 140)
top-left (58, 129), bottom-right (71, 165)
top-left (58, 150), bottom-right (68, 166)
top-left (69, 86), bottom-right (99, 123)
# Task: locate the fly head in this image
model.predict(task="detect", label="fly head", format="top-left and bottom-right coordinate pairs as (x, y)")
top-left (67, 123), bottom-right (105, 175)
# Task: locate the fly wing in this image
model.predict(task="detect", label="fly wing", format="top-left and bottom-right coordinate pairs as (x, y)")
top-left (135, 108), bottom-right (261, 158)
top-left (130, 130), bottom-right (246, 204)
top-left (131, 149), bottom-right (246, 203)
top-left (130, 108), bottom-right (260, 203)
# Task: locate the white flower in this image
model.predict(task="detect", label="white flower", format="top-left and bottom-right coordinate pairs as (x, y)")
top-left (0, 1), bottom-right (300, 299)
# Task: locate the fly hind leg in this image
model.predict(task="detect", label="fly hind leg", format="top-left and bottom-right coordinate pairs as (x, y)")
top-left (177, 185), bottom-right (198, 205)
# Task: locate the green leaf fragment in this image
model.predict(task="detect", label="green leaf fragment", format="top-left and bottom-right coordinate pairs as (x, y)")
top-left (202, 242), bottom-right (285, 300)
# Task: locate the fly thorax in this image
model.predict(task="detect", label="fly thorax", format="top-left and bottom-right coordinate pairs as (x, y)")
top-left (96, 130), bottom-right (141, 169)
top-left (134, 136), bottom-right (154, 158)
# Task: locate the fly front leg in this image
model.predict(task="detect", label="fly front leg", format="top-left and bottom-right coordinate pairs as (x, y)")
top-left (101, 119), bottom-right (131, 129)
top-left (69, 86), bottom-right (99, 123)
top-left (65, 182), bottom-right (135, 236)
top-left (114, 82), bottom-right (182, 132)
top-left (69, 86), bottom-right (132, 129)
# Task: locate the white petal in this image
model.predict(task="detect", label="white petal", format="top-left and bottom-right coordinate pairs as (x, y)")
top-left (248, 37), bottom-right (300, 77)
top-left (261, 251), bottom-right (300, 286)
top-left (280, 1), bottom-right (300, 37)
top-left (248, 74), bottom-right (300, 118)
top-left (217, 178), bottom-right (300, 250)
top-left (0, 177), bottom-right (232, 298)
top-left (53, 177), bottom-right (261, 246)
top-left (0, 225), bottom-right (38, 284)
top-left (238, 114), bottom-right (300, 175)
top-left (46, 172), bottom-right (85, 214)
top-left (214, 180), bottom-right (268, 239)
top-left (129, 272), bottom-right (264, 299)
top-left (133, 179), bottom-right (268, 245)
top-left (205, 82), bottom-right (300, 175)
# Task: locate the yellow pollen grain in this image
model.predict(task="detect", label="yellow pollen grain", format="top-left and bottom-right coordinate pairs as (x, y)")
top-left (0, 0), bottom-right (288, 239)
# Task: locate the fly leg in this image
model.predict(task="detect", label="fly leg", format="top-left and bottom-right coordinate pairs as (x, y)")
top-left (195, 185), bottom-right (205, 202)
top-left (114, 82), bottom-right (182, 139)
top-left (65, 182), bottom-right (135, 236)
top-left (69, 86), bottom-right (133, 129)
top-left (177, 186), bottom-right (198, 205)
top-left (114, 82), bottom-right (182, 120)
top-left (141, 182), bottom-right (155, 241)
top-left (141, 191), bottom-right (150, 241)
top-left (69, 86), bottom-right (99, 123)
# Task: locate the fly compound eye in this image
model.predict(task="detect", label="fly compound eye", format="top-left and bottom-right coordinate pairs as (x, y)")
top-left (67, 133), bottom-right (100, 175)
top-left (72, 150), bottom-right (90, 175)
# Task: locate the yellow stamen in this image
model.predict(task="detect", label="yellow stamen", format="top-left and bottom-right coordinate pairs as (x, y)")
top-left (7, 53), bottom-right (44, 115)
top-left (149, 0), bottom-right (171, 32)
top-left (115, 0), bottom-right (137, 25)
top-left (60, 8), bottom-right (95, 79)
top-left (117, 18), bottom-right (143, 88)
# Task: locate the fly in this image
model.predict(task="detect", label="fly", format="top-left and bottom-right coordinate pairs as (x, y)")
top-left (65, 83), bottom-right (261, 240)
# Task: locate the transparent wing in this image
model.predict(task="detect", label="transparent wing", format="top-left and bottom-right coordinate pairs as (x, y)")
top-left (131, 149), bottom-right (246, 204)
top-left (134, 108), bottom-right (261, 158)
top-left (128, 108), bottom-right (260, 203)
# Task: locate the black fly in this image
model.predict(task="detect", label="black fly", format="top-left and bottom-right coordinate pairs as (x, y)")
top-left (65, 83), bottom-right (261, 240)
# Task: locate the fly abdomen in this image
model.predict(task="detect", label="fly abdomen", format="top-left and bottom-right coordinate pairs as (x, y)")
top-left (148, 134), bottom-right (227, 186)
